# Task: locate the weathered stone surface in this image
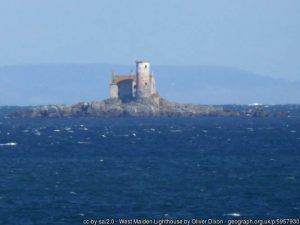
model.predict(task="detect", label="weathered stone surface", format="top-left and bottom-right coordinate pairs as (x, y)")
top-left (13, 95), bottom-right (275, 118)
top-left (14, 95), bottom-right (235, 118)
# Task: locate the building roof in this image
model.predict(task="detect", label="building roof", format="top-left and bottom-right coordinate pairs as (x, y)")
top-left (136, 60), bottom-right (149, 63)
top-left (111, 75), bottom-right (136, 85)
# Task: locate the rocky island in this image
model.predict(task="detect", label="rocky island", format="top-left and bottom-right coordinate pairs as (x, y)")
top-left (14, 61), bottom-right (279, 118)
top-left (15, 96), bottom-right (231, 118)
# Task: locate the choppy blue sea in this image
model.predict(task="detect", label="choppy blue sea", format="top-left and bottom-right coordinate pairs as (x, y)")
top-left (0, 107), bottom-right (300, 224)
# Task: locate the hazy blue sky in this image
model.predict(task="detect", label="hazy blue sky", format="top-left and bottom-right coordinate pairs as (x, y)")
top-left (1, 0), bottom-right (300, 80)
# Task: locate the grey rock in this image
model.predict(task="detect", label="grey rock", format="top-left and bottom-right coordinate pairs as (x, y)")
top-left (14, 95), bottom-right (273, 118)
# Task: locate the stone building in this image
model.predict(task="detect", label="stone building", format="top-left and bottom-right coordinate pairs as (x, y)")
top-left (110, 61), bottom-right (156, 101)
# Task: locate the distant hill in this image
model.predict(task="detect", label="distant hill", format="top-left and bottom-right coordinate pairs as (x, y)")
top-left (0, 64), bottom-right (299, 105)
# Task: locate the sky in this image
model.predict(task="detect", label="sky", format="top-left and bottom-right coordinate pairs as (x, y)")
top-left (0, 0), bottom-right (300, 80)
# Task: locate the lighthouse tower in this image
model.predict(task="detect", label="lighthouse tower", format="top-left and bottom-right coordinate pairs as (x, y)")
top-left (136, 61), bottom-right (151, 98)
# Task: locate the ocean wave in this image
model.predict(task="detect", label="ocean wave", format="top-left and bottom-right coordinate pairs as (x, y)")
top-left (224, 213), bottom-right (241, 217)
top-left (0, 142), bottom-right (17, 146)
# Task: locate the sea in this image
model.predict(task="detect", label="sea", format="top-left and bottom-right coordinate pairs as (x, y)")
top-left (0, 106), bottom-right (300, 225)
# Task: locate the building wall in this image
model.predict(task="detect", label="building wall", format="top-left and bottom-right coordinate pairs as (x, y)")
top-left (110, 84), bottom-right (118, 98)
top-left (117, 79), bottom-right (134, 101)
top-left (150, 75), bottom-right (156, 95)
top-left (136, 61), bottom-right (151, 98)
top-left (132, 81), bottom-right (137, 97)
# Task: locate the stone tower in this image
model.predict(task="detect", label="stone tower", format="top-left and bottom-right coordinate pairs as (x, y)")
top-left (136, 61), bottom-right (151, 98)
top-left (109, 61), bottom-right (156, 100)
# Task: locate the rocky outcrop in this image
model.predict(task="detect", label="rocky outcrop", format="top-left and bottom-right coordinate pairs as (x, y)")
top-left (14, 95), bottom-right (238, 118)
top-left (14, 95), bottom-right (281, 118)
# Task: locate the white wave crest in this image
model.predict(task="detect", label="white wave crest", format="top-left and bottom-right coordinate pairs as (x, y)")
top-left (0, 142), bottom-right (17, 146)
top-left (224, 213), bottom-right (241, 217)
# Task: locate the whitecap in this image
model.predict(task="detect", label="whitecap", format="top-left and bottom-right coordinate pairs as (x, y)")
top-left (249, 103), bottom-right (262, 106)
top-left (0, 142), bottom-right (17, 146)
top-left (83, 128), bottom-right (88, 131)
top-left (224, 213), bottom-right (241, 217)
top-left (23, 130), bottom-right (29, 133)
top-left (69, 191), bottom-right (77, 195)
top-left (99, 159), bottom-right (104, 162)
top-left (53, 129), bottom-right (60, 132)
top-left (101, 134), bottom-right (107, 138)
top-left (290, 130), bottom-right (297, 133)
top-left (132, 133), bottom-right (137, 137)
top-left (202, 130), bottom-right (208, 133)
top-left (34, 131), bottom-right (41, 136)
top-left (79, 213), bottom-right (85, 217)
